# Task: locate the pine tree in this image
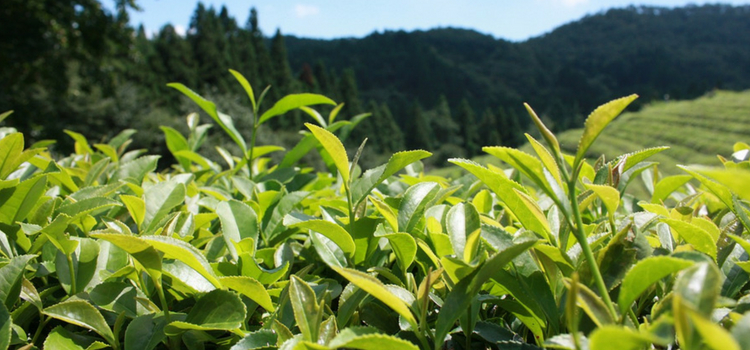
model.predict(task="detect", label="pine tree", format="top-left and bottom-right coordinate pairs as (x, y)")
top-left (247, 8), bottom-right (273, 94)
top-left (430, 95), bottom-right (461, 146)
top-left (338, 68), bottom-right (363, 119)
top-left (379, 102), bottom-right (405, 152)
top-left (153, 24), bottom-right (198, 108)
top-left (314, 60), bottom-right (332, 96)
top-left (498, 106), bottom-right (525, 147)
top-left (456, 99), bottom-right (479, 156)
top-left (479, 108), bottom-right (503, 146)
top-left (188, 4), bottom-right (230, 91)
top-left (407, 101), bottom-right (434, 150)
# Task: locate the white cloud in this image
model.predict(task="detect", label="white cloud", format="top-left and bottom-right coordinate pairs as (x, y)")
top-left (174, 24), bottom-right (186, 37)
top-left (294, 4), bottom-right (320, 18)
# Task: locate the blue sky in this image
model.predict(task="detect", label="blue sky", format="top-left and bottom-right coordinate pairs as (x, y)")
top-left (107, 0), bottom-right (750, 41)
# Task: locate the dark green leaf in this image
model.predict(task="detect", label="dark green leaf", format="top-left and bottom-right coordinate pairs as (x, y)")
top-left (43, 300), bottom-right (116, 346)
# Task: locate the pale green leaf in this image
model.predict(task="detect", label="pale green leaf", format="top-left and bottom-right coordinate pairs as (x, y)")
top-left (229, 69), bottom-right (257, 111)
top-left (289, 276), bottom-right (322, 342)
top-left (328, 327), bottom-right (419, 350)
top-left (306, 123), bottom-right (349, 183)
top-left (259, 94), bottom-right (335, 125)
top-left (142, 235), bottom-right (221, 288)
top-left (618, 256), bottom-right (694, 314)
top-left (332, 266), bottom-right (417, 327)
top-left (576, 94), bottom-right (638, 164)
top-left (584, 183), bottom-right (620, 214)
top-left (220, 276), bottom-right (274, 311)
top-left (290, 220), bottom-right (355, 258)
top-left (216, 199), bottom-right (259, 261)
top-left (662, 218), bottom-right (717, 259)
top-left (589, 326), bottom-right (653, 350)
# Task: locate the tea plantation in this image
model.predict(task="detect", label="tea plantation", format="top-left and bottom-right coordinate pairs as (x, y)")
top-left (1, 74), bottom-right (750, 350)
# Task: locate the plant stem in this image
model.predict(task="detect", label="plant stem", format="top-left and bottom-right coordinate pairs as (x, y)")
top-left (567, 179), bottom-right (618, 319)
top-left (157, 286), bottom-right (171, 322)
top-left (248, 122), bottom-right (258, 177)
top-left (31, 314), bottom-right (50, 345)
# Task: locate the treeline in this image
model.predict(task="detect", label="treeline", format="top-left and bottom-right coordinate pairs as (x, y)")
top-left (2, 1), bottom-right (750, 167)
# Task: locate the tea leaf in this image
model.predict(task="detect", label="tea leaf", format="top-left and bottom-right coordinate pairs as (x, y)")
top-left (306, 123), bottom-right (350, 183)
top-left (618, 256), bottom-right (694, 314)
top-left (44, 300), bottom-right (116, 346)
top-left (576, 94), bottom-right (638, 165)
top-left (259, 94), bottom-right (336, 125)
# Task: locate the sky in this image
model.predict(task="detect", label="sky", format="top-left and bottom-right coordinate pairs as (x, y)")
top-left (106, 0), bottom-right (750, 41)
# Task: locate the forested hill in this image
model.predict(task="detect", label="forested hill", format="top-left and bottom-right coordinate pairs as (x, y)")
top-left (284, 4), bottom-right (750, 131)
top-left (2, 2), bottom-right (750, 166)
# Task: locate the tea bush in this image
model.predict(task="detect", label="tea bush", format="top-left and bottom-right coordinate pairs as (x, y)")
top-left (1, 71), bottom-right (749, 350)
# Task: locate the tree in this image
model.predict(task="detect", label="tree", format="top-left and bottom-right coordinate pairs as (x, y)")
top-left (456, 99), bottom-right (479, 156)
top-left (247, 8), bottom-right (273, 94)
top-left (406, 101), bottom-right (434, 150)
top-left (378, 102), bottom-right (405, 152)
top-left (479, 108), bottom-right (503, 147)
top-left (497, 106), bottom-right (525, 147)
top-left (428, 95), bottom-right (461, 146)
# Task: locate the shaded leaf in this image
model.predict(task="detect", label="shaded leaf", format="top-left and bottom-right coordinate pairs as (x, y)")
top-left (43, 300), bottom-right (116, 346)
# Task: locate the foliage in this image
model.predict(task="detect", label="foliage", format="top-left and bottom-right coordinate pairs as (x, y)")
top-left (2, 69), bottom-right (750, 350)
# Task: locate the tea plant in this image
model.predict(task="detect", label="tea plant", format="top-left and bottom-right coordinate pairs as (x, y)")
top-left (1, 71), bottom-right (749, 350)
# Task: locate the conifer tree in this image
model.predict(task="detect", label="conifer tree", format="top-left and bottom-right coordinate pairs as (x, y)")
top-left (430, 95), bottom-right (461, 146)
top-left (338, 68), bottom-right (363, 119)
top-left (407, 101), bottom-right (434, 150)
top-left (479, 108), bottom-right (503, 146)
top-left (497, 106), bottom-right (524, 147)
top-left (314, 60), bottom-right (332, 96)
top-left (456, 99), bottom-right (479, 156)
top-left (379, 102), bottom-right (405, 152)
top-left (247, 8), bottom-right (273, 94)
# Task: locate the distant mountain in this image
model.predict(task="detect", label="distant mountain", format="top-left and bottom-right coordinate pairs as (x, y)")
top-left (284, 4), bottom-right (750, 130)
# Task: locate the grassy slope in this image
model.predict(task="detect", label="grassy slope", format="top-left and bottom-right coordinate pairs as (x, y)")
top-left (557, 90), bottom-right (750, 174)
top-left (434, 90), bottom-right (750, 180)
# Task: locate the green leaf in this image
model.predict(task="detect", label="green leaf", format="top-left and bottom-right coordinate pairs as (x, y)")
top-left (0, 110), bottom-right (11, 123)
top-left (445, 202), bottom-right (481, 260)
top-left (576, 94), bottom-right (638, 164)
top-left (41, 214), bottom-right (78, 255)
top-left (584, 183), bottom-right (620, 214)
top-left (564, 279), bottom-right (614, 327)
top-left (484, 146), bottom-right (553, 197)
top-left (165, 289), bottom-right (246, 335)
top-left (350, 150), bottom-right (432, 206)
top-left (684, 166), bottom-right (750, 202)
top-left (449, 159), bottom-right (551, 239)
top-left (142, 180), bottom-right (186, 233)
top-left (43, 326), bottom-right (97, 350)
top-left (124, 313), bottom-right (169, 350)
top-left (168, 83), bottom-right (247, 152)
top-left (398, 182), bottom-right (440, 235)
top-left (618, 256), bottom-right (694, 314)
top-left (259, 94), bottom-right (336, 125)
top-left (380, 233), bottom-right (417, 272)
top-left (299, 106), bottom-right (327, 127)
top-left (161, 126), bottom-right (191, 170)
top-left (90, 233), bottom-right (162, 289)
top-left (0, 175), bottom-right (47, 225)
top-left (617, 146), bottom-right (670, 172)
top-left (264, 191), bottom-right (309, 243)
top-left (589, 326), bottom-right (653, 350)
top-left (524, 103), bottom-right (561, 157)
top-left (674, 262), bottom-right (721, 316)
top-left (332, 266), bottom-right (417, 328)
top-left (662, 218), bottom-right (717, 259)
top-left (687, 308), bottom-right (740, 350)
top-left (217, 200), bottom-right (259, 261)
top-left (56, 197), bottom-right (122, 220)
top-left (652, 175), bottom-right (692, 204)
top-left (0, 302), bottom-right (9, 350)
top-left (142, 235), bottom-right (221, 288)
top-left (230, 329), bottom-right (278, 350)
top-left (290, 220), bottom-right (355, 259)
top-left (328, 327), bottom-right (419, 350)
top-left (55, 237), bottom-right (99, 294)
top-left (731, 312), bottom-right (750, 350)
top-left (525, 134), bottom-right (562, 186)
top-left (229, 69), bottom-right (257, 112)
top-left (112, 155), bottom-right (160, 184)
top-left (434, 239), bottom-right (537, 348)
top-left (0, 254), bottom-right (35, 310)
top-left (310, 230), bottom-right (347, 268)
top-left (120, 195), bottom-right (145, 229)
top-left (305, 123), bottom-right (350, 183)
top-left (43, 300), bottom-right (116, 346)
top-left (89, 282), bottom-right (150, 318)
top-left (220, 276), bottom-right (274, 311)
top-left (289, 276), bottom-right (323, 342)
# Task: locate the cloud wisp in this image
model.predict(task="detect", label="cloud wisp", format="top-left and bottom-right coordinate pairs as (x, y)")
top-left (294, 4), bottom-right (320, 18)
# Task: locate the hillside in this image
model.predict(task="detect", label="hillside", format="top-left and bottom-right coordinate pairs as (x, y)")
top-left (285, 4), bottom-right (750, 130)
top-left (557, 90), bottom-right (750, 174)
